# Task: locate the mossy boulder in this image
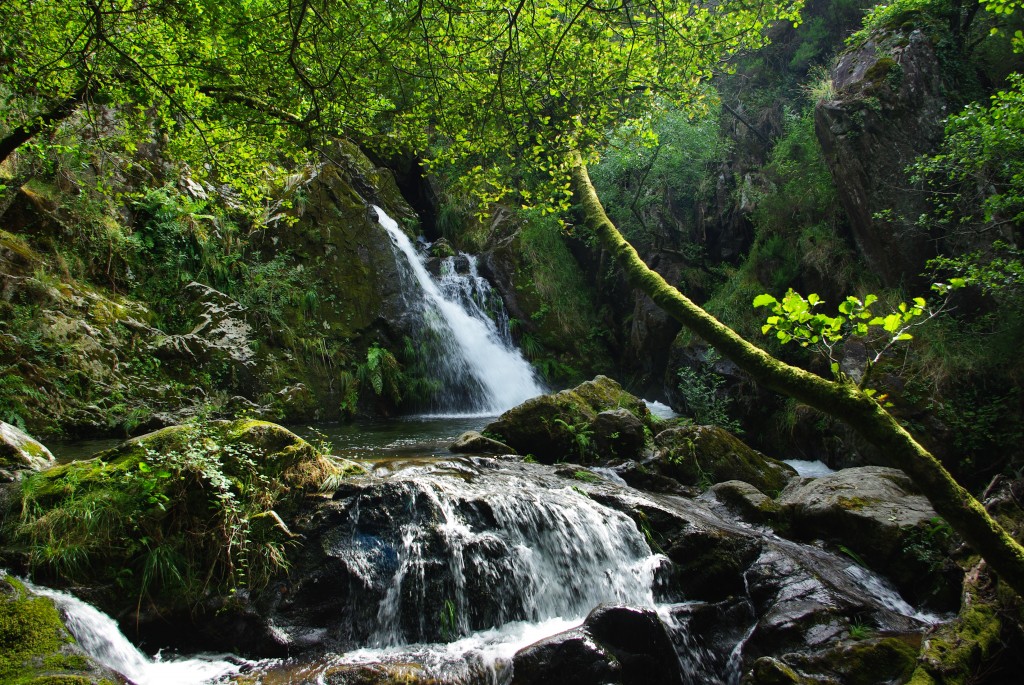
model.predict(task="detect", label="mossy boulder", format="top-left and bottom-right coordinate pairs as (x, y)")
top-left (482, 376), bottom-right (655, 464)
top-left (654, 425), bottom-right (796, 493)
top-left (0, 422), bottom-right (55, 480)
top-left (449, 430), bottom-right (514, 455)
top-left (703, 480), bottom-right (781, 525)
top-left (0, 575), bottom-right (122, 685)
top-left (778, 466), bottom-right (960, 608)
top-left (5, 420), bottom-right (364, 621)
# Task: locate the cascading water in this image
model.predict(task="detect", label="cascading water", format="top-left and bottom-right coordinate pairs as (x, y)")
top-left (16, 575), bottom-right (245, 685)
top-left (373, 205), bottom-right (545, 415)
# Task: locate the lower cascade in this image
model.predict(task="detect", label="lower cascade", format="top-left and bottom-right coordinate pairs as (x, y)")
top-left (19, 447), bottom-right (944, 685)
top-left (373, 205), bottom-right (545, 416)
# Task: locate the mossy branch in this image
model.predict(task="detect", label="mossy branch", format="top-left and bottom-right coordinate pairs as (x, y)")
top-left (569, 151), bottom-right (1024, 599)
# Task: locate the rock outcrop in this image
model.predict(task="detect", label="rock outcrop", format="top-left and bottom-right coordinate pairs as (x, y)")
top-left (815, 27), bottom-right (949, 286)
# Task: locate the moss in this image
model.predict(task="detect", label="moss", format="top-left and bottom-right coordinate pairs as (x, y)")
top-left (909, 562), bottom-right (1007, 685)
top-left (836, 495), bottom-right (874, 510)
top-left (655, 425), bottom-right (796, 492)
top-left (864, 56), bottom-right (898, 84)
top-left (10, 419), bottom-right (343, 617)
top-left (0, 576), bottom-right (85, 685)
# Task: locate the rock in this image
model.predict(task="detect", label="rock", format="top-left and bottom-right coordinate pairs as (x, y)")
top-left (654, 425), bottom-right (796, 493)
top-left (511, 628), bottom-right (622, 685)
top-left (591, 408), bottom-right (647, 461)
top-left (152, 282), bottom-right (258, 390)
top-left (704, 480), bottom-right (780, 524)
top-left (584, 605), bottom-right (683, 685)
top-left (815, 27), bottom-right (949, 286)
top-left (512, 604), bottom-right (682, 685)
top-left (449, 430), bottom-right (514, 455)
top-left (0, 574), bottom-right (128, 684)
top-left (483, 376), bottom-right (654, 463)
top-left (4, 419), bottom-right (357, 645)
top-left (0, 421), bottom-right (55, 480)
top-left (777, 466), bottom-right (960, 606)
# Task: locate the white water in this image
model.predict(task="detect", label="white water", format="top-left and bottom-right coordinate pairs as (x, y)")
top-left (783, 459), bottom-right (836, 478)
top-left (319, 462), bottom-right (669, 682)
top-left (24, 579), bottom-right (245, 685)
top-left (373, 205), bottom-right (545, 415)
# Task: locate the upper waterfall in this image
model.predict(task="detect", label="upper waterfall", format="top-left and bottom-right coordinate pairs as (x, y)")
top-left (373, 205), bottom-right (545, 416)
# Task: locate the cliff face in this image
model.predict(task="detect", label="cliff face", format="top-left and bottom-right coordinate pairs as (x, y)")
top-left (815, 28), bottom-right (950, 286)
top-left (0, 140), bottom-right (419, 436)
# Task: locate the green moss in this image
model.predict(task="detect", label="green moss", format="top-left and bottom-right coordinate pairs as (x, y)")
top-left (865, 56), bottom-right (898, 83)
top-left (10, 419), bottom-right (343, 616)
top-left (836, 496), bottom-right (873, 510)
top-left (0, 577), bottom-right (71, 683)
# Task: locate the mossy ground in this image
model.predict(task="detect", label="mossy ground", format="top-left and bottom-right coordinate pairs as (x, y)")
top-left (0, 576), bottom-right (112, 685)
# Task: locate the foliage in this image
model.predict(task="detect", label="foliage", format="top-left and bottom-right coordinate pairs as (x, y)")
top-left (358, 343), bottom-right (404, 405)
top-left (676, 350), bottom-right (743, 434)
top-left (753, 281), bottom-right (963, 385)
top-left (590, 106), bottom-right (726, 249)
top-left (12, 420), bottom-right (332, 610)
top-left (552, 418), bottom-right (594, 462)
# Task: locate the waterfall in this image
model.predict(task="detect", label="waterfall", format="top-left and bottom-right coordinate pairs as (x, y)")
top-left (20, 577), bottom-right (245, 685)
top-left (373, 206), bottom-right (545, 415)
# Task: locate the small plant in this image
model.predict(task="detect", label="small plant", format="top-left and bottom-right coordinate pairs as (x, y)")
top-left (572, 469), bottom-right (601, 483)
top-left (439, 599), bottom-right (458, 641)
top-left (676, 349), bottom-right (743, 434)
top-left (753, 281), bottom-right (965, 390)
top-left (553, 418), bottom-right (594, 461)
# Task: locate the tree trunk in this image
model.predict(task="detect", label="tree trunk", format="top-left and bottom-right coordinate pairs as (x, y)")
top-left (0, 87), bottom-right (88, 167)
top-left (569, 153), bottom-right (1024, 598)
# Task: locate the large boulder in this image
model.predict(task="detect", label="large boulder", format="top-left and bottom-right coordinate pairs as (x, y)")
top-left (778, 466), bottom-right (961, 607)
top-left (815, 26), bottom-right (949, 286)
top-left (654, 425), bottom-right (796, 493)
top-left (512, 604), bottom-right (682, 685)
top-left (3, 419), bottom-right (362, 641)
top-left (0, 421), bottom-right (54, 481)
top-left (483, 376), bottom-right (656, 463)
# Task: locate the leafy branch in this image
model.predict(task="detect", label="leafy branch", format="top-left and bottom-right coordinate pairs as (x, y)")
top-left (753, 279), bottom-right (966, 387)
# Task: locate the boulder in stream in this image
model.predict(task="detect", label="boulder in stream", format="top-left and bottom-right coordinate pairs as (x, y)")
top-left (654, 425), bottom-right (797, 493)
top-left (512, 604), bottom-right (682, 685)
top-left (778, 466), bottom-right (962, 608)
top-left (482, 375), bottom-right (656, 463)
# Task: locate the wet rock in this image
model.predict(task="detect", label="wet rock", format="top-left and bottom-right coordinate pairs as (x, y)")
top-left (0, 421), bottom-right (55, 481)
top-left (592, 408), bottom-right (648, 461)
top-left (512, 604), bottom-right (681, 685)
top-left (655, 425), bottom-right (796, 493)
top-left (778, 466), bottom-right (960, 607)
top-left (703, 480), bottom-right (780, 525)
top-left (584, 605), bottom-right (684, 684)
top-left (484, 376), bottom-right (655, 463)
top-left (449, 430), bottom-right (515, 455)
top-left (511, 628), bottom-right (622, 685)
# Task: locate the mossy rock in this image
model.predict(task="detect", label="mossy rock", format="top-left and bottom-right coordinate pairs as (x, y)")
top-left (0, 422), bottom-right (55, 477)
top-left (777, 466), bottom-right (959, 608)
top-left (7, 420), bottom-right (365, 617)
top-left (776, 635), bottom-right (920, 685)
top-left (483, 376), bottom-right (655, 464)
top-left (654, 425), bottom-right (796, 493)
top-left (704, 480), bottom-right (781, 524)
top-left (0, 575), bottom-right (120, 685)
